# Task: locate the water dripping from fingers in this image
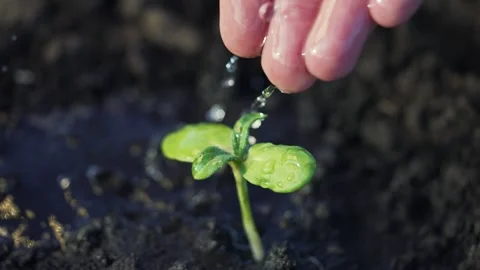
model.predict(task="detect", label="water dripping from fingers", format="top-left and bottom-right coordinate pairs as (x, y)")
top-left (248, 84), bottom-right (278, 130)
top-left (225, 55), bottom-right (239, 73)
top-left (250, 84), bottom-right (277, 112)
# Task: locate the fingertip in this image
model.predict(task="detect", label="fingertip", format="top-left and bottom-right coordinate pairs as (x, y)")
top-left (304, 54), bottom-right (352, 82)
top-left (368, 0), bottom-right (422, 28)
top-left (219, 28), bottom-right (263, 58)
top-left (303, 0), bottom-right (374, 82)
top-left (219, 0), bottom-right (269, 58)
top-left (259, 0), bottom-right (320, 93)
top-left (261, 55), bottom-right (316, 93)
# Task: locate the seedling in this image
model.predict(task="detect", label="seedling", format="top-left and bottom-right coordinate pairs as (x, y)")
top-left (161, 109), bottom-right (316, 262)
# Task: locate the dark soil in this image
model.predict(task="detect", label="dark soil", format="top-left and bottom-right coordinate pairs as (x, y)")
top-left (1, 0), bottom-right (480, 269)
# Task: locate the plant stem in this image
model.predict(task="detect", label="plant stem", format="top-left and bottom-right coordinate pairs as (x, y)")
top-left (229, 161), bottom-right (265, 262)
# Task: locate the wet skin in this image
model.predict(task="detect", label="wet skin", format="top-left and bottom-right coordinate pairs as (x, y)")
top-left (219, 0), bottom-right (423, 93)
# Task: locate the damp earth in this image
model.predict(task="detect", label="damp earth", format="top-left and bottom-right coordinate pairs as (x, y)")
top-left (1, 1), bottom-right (480, 269)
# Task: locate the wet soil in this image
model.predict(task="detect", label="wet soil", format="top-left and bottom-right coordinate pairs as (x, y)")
top-left (1, 0), bottom-right (480, 269)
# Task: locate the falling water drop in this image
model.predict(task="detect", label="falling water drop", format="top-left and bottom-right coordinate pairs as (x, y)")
top-left (206, 104), bottom-right (226, 122)
top-left (222, 77), bottom-right (235, 88)
top-left (251, 120), bottom-right (262, 129)
top-left (57, 176), bottom-right (71, 190)
top-left (204, 55), bottom-right (240, 121)
top-left (250, 84), bottom-right (278, 112)
top-left (243, 84), bottom-right (278, 130)
top-left (225, 55), bottom-right (239, 73)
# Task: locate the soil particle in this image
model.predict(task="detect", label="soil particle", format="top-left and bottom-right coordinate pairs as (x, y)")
top-left (263, 243), bottom-right (296, 270)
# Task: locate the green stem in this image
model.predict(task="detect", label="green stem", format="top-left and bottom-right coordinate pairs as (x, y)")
top-left (229, 161), bottom-right (265, 262)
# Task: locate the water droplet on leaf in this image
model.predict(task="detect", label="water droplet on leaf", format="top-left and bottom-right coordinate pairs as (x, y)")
top-left (260, 180), bottom-right (270, 188)
top-left (262, 160), bottom-right (275, 174)
top-left (251, 119), bottom-right (262, 129)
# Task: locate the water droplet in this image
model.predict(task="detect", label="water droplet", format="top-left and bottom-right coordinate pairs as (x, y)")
top-left (225, 55), bottom-right (239, 73)
top-left (260, 180), bottom-right (270, 188)
top-left (11, 35), bottom-right (17, 41)
top-left (250, 85), bottom-right (278, 112)
top-left (277, 182), bottom-right (284, 188)
top-left (286, 154), bottom-right (297, 161)
top-left (206, 104), bottom-right (226, 122)
top-left (58, 177), bottom-right (71, 190)
top-left (251, 119), bottom-right (262, 129)
top-left (287, 173), bottom-right (295, 182)
top-left (257, 97), bottom-right (266, 107)
top-left (261, 85), bottom-right (276, 98)
top-left (248, 135), bottom-right (256, 145)
top-left (221, 77), bottom-right (235, 87)
top-left (258, 2), bottom-right (274, 22)
top-left (1, 66), bottom-right (7, 73)
top-left (262, 160), bottom-right (275, 174)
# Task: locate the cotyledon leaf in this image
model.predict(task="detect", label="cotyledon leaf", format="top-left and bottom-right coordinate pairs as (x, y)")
top-left (242, 143), bottom-right (316, 193)
top-left (161, 123), bottom-right (233, 163)
top-left (191, 146), bottom-right (237, 180)
top-left (232, 112), bottom-right (267, 158)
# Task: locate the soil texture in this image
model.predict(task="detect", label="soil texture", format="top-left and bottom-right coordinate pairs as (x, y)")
top-left (1, 0), bottom-right (480, 269)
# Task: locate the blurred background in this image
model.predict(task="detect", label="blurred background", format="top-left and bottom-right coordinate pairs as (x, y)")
top-left (1, 0), bottom-right (480, 269)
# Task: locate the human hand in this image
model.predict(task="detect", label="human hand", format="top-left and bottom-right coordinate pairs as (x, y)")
top-left (219, 0), bottom-right (422, 93)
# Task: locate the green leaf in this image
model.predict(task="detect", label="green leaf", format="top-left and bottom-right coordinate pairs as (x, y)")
top-left (192, 146), bottom-right (237, 180)
top-left (242, 143), bottom-right (316, 193)
top-left (161, 123), bottom-right (233, 163)
top-left (232, 112), bottom-right (267, 158)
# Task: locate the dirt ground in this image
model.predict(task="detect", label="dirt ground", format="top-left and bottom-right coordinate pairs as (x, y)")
top-left (1, 0), bottom-right (480, 269)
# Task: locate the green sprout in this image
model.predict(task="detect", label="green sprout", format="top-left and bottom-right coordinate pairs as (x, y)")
top-left (161, 112), bottom-right (316, 262)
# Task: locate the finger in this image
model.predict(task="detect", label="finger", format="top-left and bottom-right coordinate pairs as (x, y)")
top-left (219, 0), bottom-right (269, 58)
top-left (368, 0), bottom-right (423, 28)
top-left (303, 0), bottom-right (375, 81)
top-left (261, 0), bottom-right (321, 93)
